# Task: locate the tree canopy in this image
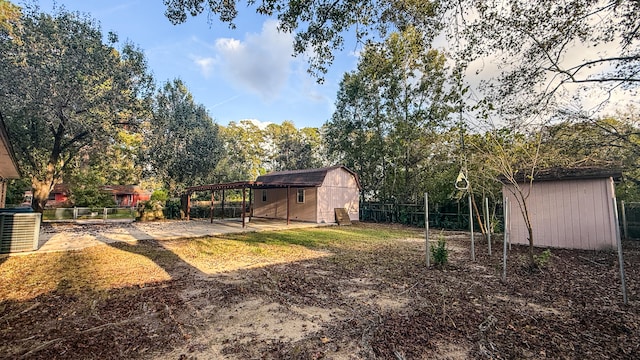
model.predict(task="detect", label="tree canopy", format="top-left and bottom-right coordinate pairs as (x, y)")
top-left (0, 5), bottom-right (154, 211)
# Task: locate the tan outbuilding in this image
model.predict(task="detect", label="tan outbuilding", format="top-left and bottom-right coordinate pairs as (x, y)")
top-left (502, 168), bottom-right (622, 250)
top-left (253, 166), bottom-right (361, 223)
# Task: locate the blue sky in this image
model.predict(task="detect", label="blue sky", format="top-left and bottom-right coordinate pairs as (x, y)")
top-left (36, 0), bottom-right (360, 129)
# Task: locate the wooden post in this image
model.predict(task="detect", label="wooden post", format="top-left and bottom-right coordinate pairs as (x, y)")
top-left (249, 187), bottom-right (253, 220)
top-left (210, 191), bottom-right (214, 223)
top-left (425, 193), bottom-right (430, 267)
top-left (221, 189), bottom-right (225, 219)
top-left (286, 186), bottom-right (290, 225)
top-left (242, 187), bottom-right (246, 228)
top-left (186, 194), bottom-right (191, 221)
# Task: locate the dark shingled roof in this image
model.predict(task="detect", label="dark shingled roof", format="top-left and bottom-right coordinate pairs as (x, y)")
top-left (255, 165), bottom-right (361, 189)
top-left (502, 167), bottom-right (623, 183)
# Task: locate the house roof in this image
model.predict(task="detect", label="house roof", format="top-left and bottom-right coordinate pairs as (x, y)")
top-left (502, 167), bottom-right (623, 183)
top-left (255, 165), bottom-right (361, 189)
top-left (0, 113), bottom-right (20, 179)
top-left (102, 185), bottom-right (149, 195)
top-left (51, 184), bottom-right (149, 195)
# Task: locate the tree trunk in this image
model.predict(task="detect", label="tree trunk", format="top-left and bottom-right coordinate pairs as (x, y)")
top-left (520, 193), bottom-right (536, 267)
top-left (31, 164), bottom-right (56, 213)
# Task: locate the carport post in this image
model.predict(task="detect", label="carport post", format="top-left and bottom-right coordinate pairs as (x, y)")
top-left (425, 193), bottom-right (430, 267)
top-left (287, 186), bottom-right (290, 225)
top-left (242, 187), bottom-right (246, 228)
top-left (210, 192), bottom-right (214, 223)
top-left (221, 189), bottom-right (225, 219)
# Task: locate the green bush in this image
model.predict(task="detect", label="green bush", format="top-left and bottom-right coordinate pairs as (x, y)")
top-left (431, 236), bottom-right (449, 267)
top-left (534, 249), bottom-right (552, 268)
top-left (150, 189), bottom-right (169, 202)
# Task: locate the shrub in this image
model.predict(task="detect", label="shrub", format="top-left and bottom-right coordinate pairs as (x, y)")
top-left (431, 236), bottom-right (449, 267)
top-left (136, 200), bottom-right (165, 221)
top-left (150, 189), bottom-right (169, 202)
top-left (534, 249), bottom-right (552, 269)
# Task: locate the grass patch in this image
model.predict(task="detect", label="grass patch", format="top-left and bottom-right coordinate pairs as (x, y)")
top-left (0, 245), bottom-right (170, 301)
top-left (0, 225), bottom-right (418, 301)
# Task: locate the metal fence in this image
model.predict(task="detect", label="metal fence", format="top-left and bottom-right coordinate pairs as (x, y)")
top-left (620, 201), bottom-right (640, 239)
top-left (42, 207), bottom-right (135, 221)
top-left (360, 202), bottom-right (504, 232)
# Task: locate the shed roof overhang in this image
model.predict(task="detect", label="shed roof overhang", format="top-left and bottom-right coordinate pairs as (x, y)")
top-left (500, 167), bottom-right (623, 184)
top-left (184, 181), bottom-right (321, 195)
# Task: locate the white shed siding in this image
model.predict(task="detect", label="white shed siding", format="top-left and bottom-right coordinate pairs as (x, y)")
top-left (317, 168), bottom-right (360, 223)
top-left (503, 178), bottom-right (617, 250)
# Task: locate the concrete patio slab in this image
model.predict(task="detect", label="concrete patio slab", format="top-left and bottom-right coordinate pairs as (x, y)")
top-left (35, 218), bottom-right (333, 253)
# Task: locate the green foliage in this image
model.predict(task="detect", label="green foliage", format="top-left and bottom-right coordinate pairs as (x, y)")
top-left (150, 189), bottom-right (169, 202)
top-left (68, 170), bottom-right (116, 208)
top-left (164, 0), bottom-right (441, 81)
top-left (72, 187), bottom-right (116, 208)
top-left (430, 236), bottom-right (449, 267)
top-left (5, 178), bottom-right (30, 206)
top-left (144, 79), bottom-right (224, 196)
top-left (325, 26), bottom-right (454, 203)
top-left (163, 198), bottom-right (183, 219)
top-left (534, 249), bottom-right (552, 269)
top-left (0, 6), bottom-right (153, 211)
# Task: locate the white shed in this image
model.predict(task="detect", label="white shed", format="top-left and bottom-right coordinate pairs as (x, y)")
top-left (253, 166), bottom-right (361, 223)
top-left (502, 168), bottom-right (622, 250)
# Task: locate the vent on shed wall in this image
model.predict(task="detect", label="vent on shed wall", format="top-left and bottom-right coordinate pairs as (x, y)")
top-left (0, 213), bottom-right (41, 253)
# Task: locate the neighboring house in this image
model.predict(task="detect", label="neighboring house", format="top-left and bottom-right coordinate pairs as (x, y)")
top-left (46, 184), bottom-right (150, 207)
top-left (102, 185), bottom-right (151, 207)
top-left (47, 184), bottom-right (70, 207)
top-left (502, 168), bottom-right (622, 250)
top-left (0, 114), bottom-right (20, 207)
top-left (253, 166), bottom-right (361, 223)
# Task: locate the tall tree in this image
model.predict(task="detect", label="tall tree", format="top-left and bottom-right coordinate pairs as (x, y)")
top-left (0, 7), bottom-right (153, 212)
top-left (265, 121), bottom-right (323, 171)
top-left (144, 79), bottom-right (224, 196)
top-left (326, 27), bottom-right (452, 203)
top-left (217, 120), bottom-right (267, 181)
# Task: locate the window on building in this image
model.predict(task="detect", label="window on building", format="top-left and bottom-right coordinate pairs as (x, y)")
top-left (262, 189), bottom-right (267, 202)
top-left (297, 188), bottom-right (305, 203)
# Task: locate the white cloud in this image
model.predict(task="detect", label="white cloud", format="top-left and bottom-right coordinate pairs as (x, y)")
top-left (214, 20), bottom-right (294, 101)
top-left (191, 55), bottom-right (216, 77)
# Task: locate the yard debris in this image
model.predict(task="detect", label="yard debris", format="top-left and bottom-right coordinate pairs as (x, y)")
top-left (0, 223), bottom-right (638, 359)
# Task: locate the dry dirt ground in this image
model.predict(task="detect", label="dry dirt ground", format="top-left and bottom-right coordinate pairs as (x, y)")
top-left (0, 223), bottom-right (639, 359)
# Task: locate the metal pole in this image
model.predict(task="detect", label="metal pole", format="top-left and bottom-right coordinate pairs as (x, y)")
top-left (485, 197), bottom-right (491, 256)
top-left (612, 197), bottom-right (628, 305)
top-left (621, 200), bottom-right (628, 240)
top-left (469, 194), bottom-right (475, 261)
top-left (425, 193), bottom-right (430, 267)
top-left (502, 197), bottom-right (508, 281)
